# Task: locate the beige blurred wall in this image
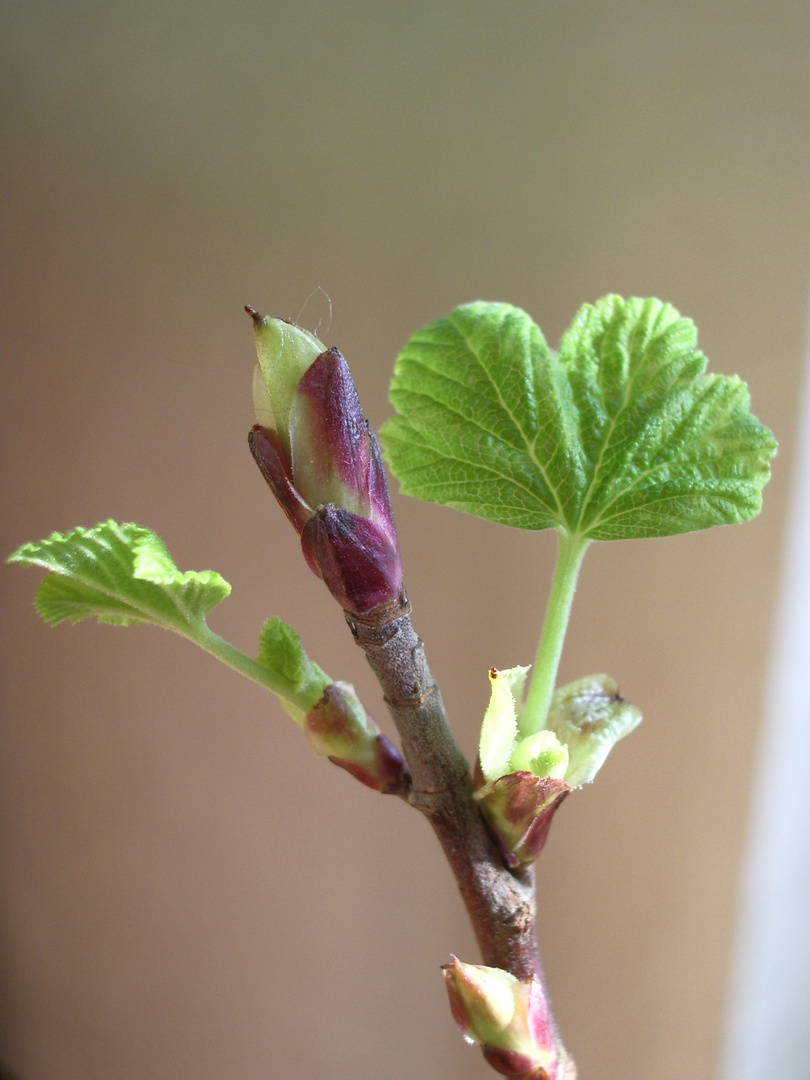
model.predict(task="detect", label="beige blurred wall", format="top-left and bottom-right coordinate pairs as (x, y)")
top-left (1, 3), bottom-right (808, 1079)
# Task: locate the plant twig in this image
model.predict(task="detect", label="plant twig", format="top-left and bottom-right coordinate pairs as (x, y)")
top-left (346, 590), bottom-right (577, 1076)
top-left (344, 591), bottom-right (542, 980)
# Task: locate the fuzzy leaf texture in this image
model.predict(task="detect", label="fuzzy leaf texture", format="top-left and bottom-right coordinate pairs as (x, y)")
top-left (479, 666), bottom-right (527, 783)
top-left (9, 521), bottom-right (231, 634)
top-left (258, 616), bottom-right (328, 700)
top-left (380, 296), bottom-right (777, 539)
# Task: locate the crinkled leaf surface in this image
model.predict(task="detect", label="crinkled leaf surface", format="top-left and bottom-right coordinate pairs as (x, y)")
top-left (10, 522), bottom-right (339, 719)
top-left (9, 520), bottom-right (231, 633)
top-left (380, 296), bottom-right (777, 540)
top-left (258, 616), bottom-right (328, 697)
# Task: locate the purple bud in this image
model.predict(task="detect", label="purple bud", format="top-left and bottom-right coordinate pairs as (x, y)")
top-left (300, 505), bottom-right (403, 616)
top-left (304, 682), bottom-right (406, 793)
top-left (289, 348), bottom-right (372, 517)
top-left (248, 311), bottom-right (402, 615)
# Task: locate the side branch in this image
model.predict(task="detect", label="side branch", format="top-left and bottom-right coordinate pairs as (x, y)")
top-left (344, 592), bottom-right (542, 980)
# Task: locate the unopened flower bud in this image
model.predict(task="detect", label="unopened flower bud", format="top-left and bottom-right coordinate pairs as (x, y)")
top-left (442, 957), bottom-right (560, 1079)
top-left (247, 309), bottom-right (403, 615)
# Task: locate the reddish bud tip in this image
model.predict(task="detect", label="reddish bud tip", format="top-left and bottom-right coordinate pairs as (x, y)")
top-left (304, 682), bottom-right (406, 793)
top-left (442, 958), bottom-right (560, 1078)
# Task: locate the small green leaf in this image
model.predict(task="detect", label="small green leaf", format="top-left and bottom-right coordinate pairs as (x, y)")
top-left (545, 674), bottom-right (642, 787)
top-left (10, 521), bottom-right (342, 725)
top-left (9, 520), bottom-right (230, 634)
top-left (479, 665), bottom-right (529, 783)
top-left (509, 729), bottom-right (568, 780)
top-left (257, 616), bottom-right (329, 722)
top-left (381, 297), bottom-right (777, 540)
top-left (259, 617), bottom-right (307, 686)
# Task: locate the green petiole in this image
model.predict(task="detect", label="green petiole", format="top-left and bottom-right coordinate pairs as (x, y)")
top-left (520, 531), bottom-right (589, 736)
top-left (194, 623), bottom-right (320, 718)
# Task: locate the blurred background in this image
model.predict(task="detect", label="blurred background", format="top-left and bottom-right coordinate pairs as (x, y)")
top-left (2, 3), bottom-right (809, 1078)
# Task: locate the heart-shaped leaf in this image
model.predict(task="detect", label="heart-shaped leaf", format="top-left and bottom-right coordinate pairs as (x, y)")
top-left (380, 297), bottom-right (776, 540)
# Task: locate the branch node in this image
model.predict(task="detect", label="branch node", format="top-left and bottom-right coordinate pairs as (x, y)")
top-left (384, 684), bottom-right (437, 709)
top-left (343, 590), bottom-right (411, 645)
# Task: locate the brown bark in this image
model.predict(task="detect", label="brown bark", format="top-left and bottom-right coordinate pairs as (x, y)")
top-left (344, 591), bottom-right (543, 979)
top-left (346, 590), bottom-right (577, 1077)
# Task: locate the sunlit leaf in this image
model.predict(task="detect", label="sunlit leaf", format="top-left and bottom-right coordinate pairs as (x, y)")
top-left (381, 297), bottom-right (777, 540)
top-left (9, 520), bottom-right (230, 633)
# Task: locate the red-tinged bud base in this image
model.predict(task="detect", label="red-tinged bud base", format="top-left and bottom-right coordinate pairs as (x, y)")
top-left (482, 1045), bottom-right (553, 1079)
top-left (328, 731), bottom-right (406, 793)
top-left (474, 770), bottom-right (569, 869)
top-left (305, 684), bottom-right (406, 793)
top-left (250, 423), bottom-right (403, 616)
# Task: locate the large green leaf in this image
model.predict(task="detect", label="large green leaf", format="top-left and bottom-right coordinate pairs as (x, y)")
top-left (380, 297), bottom-right (777, 540)
top-left (9, 520), bottom-right (231, 633)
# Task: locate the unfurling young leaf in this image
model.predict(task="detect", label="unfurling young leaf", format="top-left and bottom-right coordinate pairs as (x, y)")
top-left (9, 521), bottom-right (404, 790)
top-left (478, 666), bottom-right (526, 783)
top-left (545, 674), bottom-right (642, 788)
top-left (9, 520), bottom-right (230, 632)
top-left (9, 521), bottom-right (316, 708)
top-left (381, 296), bottom-right (777, 541)
top-left (258, 616), bottom-right (326, 692)
top-left (258, 616), bottom-right (330, 724)
top-left (478, 665), bottom-right (569, 785)
top-left (474, 667), bottom-right (634, 866)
